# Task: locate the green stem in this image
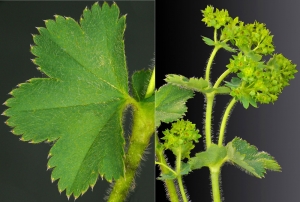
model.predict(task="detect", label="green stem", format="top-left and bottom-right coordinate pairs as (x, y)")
top-left (205, 46), bottom-right (220, 83)
top-left (108, 101), bottom-right (154, 202)
top-left (205, 92), bottom-right (215, 148)
top-left (176, 149), bottom-right (188, 202)
top-left (155, 134), bottom-right (180, 202)
top-left (218, 98), bottom-right (237, 146)
top-left (155, 162), bottom-right (177, 175)
top-left (213, 69), bottom-right (231, 88)
top-left (214, 29), bottom-right (217, 42)
top-left (210, 167), bottom-right (222, 202)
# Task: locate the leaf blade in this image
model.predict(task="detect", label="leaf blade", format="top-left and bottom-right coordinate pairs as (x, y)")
top-left (155, 84), bottom-right (194, 127)
top-left (165, 74), bottom-right (210, 92)
top-left (189, 144), bottom-right (227, 170)
top-left (131, 69), bottom-right (152, 101)
top-left (4, 2), bottom-right (130, 198)
top-left (226, 137), bottom-right (281, 178)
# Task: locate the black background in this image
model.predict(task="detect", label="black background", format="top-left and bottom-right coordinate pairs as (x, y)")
top-left (0, 1), bottom-right (154, 202)
top-left (156, 0), bottom-right (300, 202)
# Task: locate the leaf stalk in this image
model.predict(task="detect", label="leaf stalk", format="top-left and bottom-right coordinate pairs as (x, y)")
top-left (108, 101), bottom-right (154, 202)
top-left (155, 134), bottom-right (180, 202)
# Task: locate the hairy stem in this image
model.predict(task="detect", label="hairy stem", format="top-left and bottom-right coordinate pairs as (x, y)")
top-left (155, 162), bottom-right (177, 175)
top-left (218, 98), bottom-right (237, 146)
top-left (210, 167), bottom-right (222, 202)
top-left (176, 150), bottom-right (188, 202)
top-left (213, 69), bottom-right (231, 88)
top-left (205, 92), bottom-right (215, 148)
top-left (205, 46), bottom-right (220, 83)
top-left (214, 28), bottom-right (217, 42)
top-left (155, 134), bottom-right (180, 202)
top-left (108, 101), bottom-right (154, 202)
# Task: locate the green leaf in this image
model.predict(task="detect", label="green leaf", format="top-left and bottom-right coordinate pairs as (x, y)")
top-left (157, 162), bottom-right (191, 180)
top-left (248, 96), bottom-right (258, 108)
top-left (155, 84), bottom-right (194, 127)
top-left (224, 77), bottom-right (242, 89)
top-left (226, 137), bottom-right (281, 178)
top-left (165, 74), bottom-right (210, 93)
top-left (131, 69), bottom-right (152, 101)
top-left (202, 36), bottom-right (215, 46)
top-left (219, 41), bottom-right (236, 52)
top-left (157, 172), bottom-right (177, 181)
top-left (241, 96), bottom-right (250, 109)
top-left (4, 2), bottom-right (130, 198)
top-left (180, 162), bottom-right (192, 175)
top-left (246, 51), bottom-right (262, 62)
top-left (189, 144), bottom-right (227, 170)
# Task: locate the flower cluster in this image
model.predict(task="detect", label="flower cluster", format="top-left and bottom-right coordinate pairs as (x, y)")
top-left (162, 119), bottom-right (201, 159)
top-left (234, 21), bottom-right (274, 55)
top-left (202, 6), bottom-right (231, 29)
top-left (202, 5), bottom-right (274, 55)
top-left (202, 5), bottom-right (297, 107)
top-left (227, 53), bottom-right (297, 105)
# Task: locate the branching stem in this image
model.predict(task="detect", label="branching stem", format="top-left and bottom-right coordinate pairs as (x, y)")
top-left (213, 69), bottom-right (231, 88)
top-left (155, 162), bottom-right (177, 175)
top-left (108, 101), bottom-right (154, 202)
top-left (205, 46), bottom-right (220, 83)
top-left (155, 134), bottom-right (180, 202)
top-left (218, 98), bottom-right (237, 146)
top-left (176, 148), bottom-right (188, 202)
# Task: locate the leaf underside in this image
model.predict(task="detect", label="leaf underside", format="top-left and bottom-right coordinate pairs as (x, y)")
top-left (226, 137), bottom-right (281, 178)
top-left (155, 84), bottom-right (194, 127)
top-left (4, 2), bottom-right (129, 198)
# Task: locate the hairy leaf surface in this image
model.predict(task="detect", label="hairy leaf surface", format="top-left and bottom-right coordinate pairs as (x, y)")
top-left (202, 36), bottom-right (215, 46)
top-left (4, 2), bottom-right (130, 198)
top-left (165, 74), bottom-right (210, 92)
top-left (155, 84), bottom-right (194, 127)
top-left (189, 144), bottom-right (227, 170)
top-left (165, 74), bottom-right (228, 94)
top-left (226, 137), bottom-right (281, 178)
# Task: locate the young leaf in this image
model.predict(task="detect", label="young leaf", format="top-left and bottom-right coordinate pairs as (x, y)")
top-left (224, 77), bottom-right (242, 88)
top-left (131, 69), bottom-right (153, 101)
top-left (219, 41), bottom-right (236, 52)
top-left (157, 172), bottom-right (177, 181)
top-left (240, 96), bottom-right (250, 109)
top-left (155, 84), bottom-right (194, 127)
top-left (180, 162), bottom-right (192, 175)
top-left (3, 2), bottom-right (131, 198)
top-left (226, 137), bottom-right (281, 178)
top-left (202, 36), bottom-right (215, 46)
top-left (189, 144), bottom-right (227, 170)
top-left (157, 162), bottom-right (191, 180)
top-left (165, 74), bottom-right (210, 92)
